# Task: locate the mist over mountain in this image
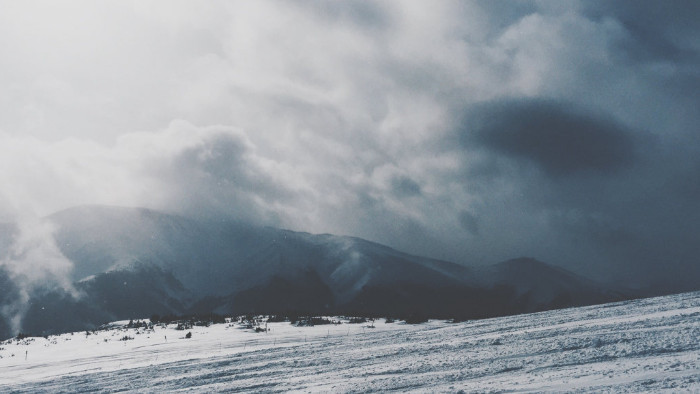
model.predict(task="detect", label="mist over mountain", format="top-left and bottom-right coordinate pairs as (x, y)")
top-left (48, 206), bottom-right (473, 299)
top-left (0, 205), bottom-right (650, 339)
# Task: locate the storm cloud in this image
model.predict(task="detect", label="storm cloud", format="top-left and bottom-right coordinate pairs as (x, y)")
top-left (464, 99), bottom-right (639, 177)
top-left (0, 0), bottom-right (698, 291)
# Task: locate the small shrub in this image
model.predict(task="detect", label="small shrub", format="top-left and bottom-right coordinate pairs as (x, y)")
top-left (127, 319), bottom-right (149, 329)
top-left (296, 317), bottom-right (338, 326)
top-left (208, 313), bottom-right (226, 324)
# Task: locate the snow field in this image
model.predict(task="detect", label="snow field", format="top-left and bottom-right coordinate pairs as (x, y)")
top-left (1, 291), bottom-right (699, 392)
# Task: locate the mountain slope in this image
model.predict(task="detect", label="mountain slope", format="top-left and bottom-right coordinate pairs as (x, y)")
top-left (480, 257), bottom-right (626, 312)
top-left (0, 205), bottom-right (627, 338)
top-left (2, 291), bottom-right (699, 392)
top-left (19, 263), bottom-right (192, 337)
top-left (48, 206), bottom-right (479, 302)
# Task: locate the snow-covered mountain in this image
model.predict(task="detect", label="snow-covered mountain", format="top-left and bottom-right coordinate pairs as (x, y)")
top-left (49, 206), bottom-right (475, 299)
top-left (0, 205), bottom-right (626, 339)
top-left (478, 257), bottom-right (625, 312)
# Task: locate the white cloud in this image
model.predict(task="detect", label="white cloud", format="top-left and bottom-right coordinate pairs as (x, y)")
top-left (0, 219), bottom-right (79, 333)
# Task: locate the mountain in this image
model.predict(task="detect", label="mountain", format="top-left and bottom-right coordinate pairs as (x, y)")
top-left (0, 205), bottom-right (627, 339)
top-left (479, 257), bottom-right (626, 312)
top-left (17, 263), bottom-right (192, 337)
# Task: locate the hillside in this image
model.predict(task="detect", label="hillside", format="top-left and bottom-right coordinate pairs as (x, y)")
top-left (1, 291), bottom-right (698, 392)
top-left (0, 205), bottom-right (626, 339)
top-left (480, 257), bottom-right (626, 312)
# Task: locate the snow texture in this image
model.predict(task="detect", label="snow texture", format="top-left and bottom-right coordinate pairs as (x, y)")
top-left (1, 291), bottom-right (699, 392)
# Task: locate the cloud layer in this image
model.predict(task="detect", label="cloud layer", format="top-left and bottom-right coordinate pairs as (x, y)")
top-left (0, 0), bottom-right (698, 289)
top-left (464, 99), bottom-right (639, 177)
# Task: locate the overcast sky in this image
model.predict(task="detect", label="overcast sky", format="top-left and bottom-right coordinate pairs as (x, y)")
top-left (0, 0), bottom-right (698, 287)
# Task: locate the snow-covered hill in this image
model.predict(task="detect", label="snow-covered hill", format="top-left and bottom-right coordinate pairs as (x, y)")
top-left (1, 291), bottom-right (699, 392)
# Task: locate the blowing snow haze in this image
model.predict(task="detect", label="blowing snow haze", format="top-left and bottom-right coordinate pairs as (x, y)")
top-left (0, 1), bottom-right (699, 335)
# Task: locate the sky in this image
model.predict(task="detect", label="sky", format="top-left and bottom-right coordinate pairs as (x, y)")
top-left (0, 0), bottom-right (698, 288)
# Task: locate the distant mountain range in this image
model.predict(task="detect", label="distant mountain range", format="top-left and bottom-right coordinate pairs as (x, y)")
top-left (0, 205), bottom-right (630, 339)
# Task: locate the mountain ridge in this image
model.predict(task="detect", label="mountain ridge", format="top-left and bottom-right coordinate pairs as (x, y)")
top-left (0, 205), bottom-right (628, 339)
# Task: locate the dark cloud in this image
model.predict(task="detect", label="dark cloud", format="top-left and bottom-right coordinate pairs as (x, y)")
top-left (613, 21), bottom-right (699, 65)
top-left (390, 176), bottom-right (421, 198)
top-left (472, 0), bottom-right (538, 36)
top-left (458, 211), bottom-right (479, 236)
top-left (583, 0), bottom-right (700, 59)
top-left (462, 99), bottom-right (639, 177)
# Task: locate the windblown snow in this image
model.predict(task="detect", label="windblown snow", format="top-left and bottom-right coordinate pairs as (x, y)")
top-left (1, 291), bottom-right (699, 392)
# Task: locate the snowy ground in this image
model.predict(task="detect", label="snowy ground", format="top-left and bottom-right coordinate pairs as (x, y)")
top-left (1, 291), bottom-right (699, 393)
